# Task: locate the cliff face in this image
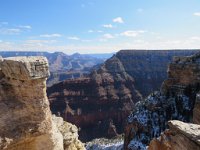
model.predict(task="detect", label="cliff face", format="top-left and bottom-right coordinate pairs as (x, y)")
top-left (48, 55), bottom-right (142, 141)
top-left (48, 50), bottom-right (199, 141)
top-left (0, 56), bottom-right (85, 150)
top-left (124, 53), bottom-right (200, 150)
top-left (115, 50), bottom-right (198, 97)
top-left (148, 91), bottom-right (200, 150)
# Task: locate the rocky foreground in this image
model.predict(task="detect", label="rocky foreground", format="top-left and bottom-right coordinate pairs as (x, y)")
top-left (124, 53), bottom-right (200, 150)
top-left (48, 50), bottom-right (199, 141)
top-left (0, 56), bottom-right (85, 150)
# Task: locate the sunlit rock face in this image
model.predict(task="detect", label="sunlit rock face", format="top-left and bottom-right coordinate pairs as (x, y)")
top-left (124, 52), bottom-right (200, 150)
top-left (148, 120), bottom-right (200, 150)
top-left (0, 56), bottom-right (85, 150)
top-left (48, 50), bottom-right (199, 142)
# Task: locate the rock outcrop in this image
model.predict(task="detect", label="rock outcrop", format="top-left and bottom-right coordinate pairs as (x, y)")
top-left (124, 52), bottom-right (200, 150)
top-left (0, 56), bottom-right (85, 150)
top-left (148, 120), bottom-right (200, 150)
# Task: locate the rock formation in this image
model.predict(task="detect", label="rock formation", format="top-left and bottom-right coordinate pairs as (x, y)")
top-left (148, 85), bottom-right (200, 150)
top-left (148, 121), bottom-right (200, 150)
top-left (124, 52), bottom-right (200, 150)
top-left (48, 50), bottom-right (199, 141)
top-left (48, 55), bottom-right (141, 141)
top-left (0, 56), bottom-right (85, 150)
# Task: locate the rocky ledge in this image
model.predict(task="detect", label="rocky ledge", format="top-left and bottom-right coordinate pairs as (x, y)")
top-left (0, 56), bottom-right (85, 150)
top-left (148, 120), bottom-right (200, 150)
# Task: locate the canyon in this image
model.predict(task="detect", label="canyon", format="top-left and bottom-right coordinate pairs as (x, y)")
top-left (1, 50), bottom-right (200, 150)
top-left (47, 50), bottom-right (199, 141)
top-left (0, 56), bottom-right (84, 150)
top-left (0, 51), bottom-right (109, 86)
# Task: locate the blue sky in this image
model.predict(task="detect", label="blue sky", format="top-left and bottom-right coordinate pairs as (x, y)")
top-left (0, 0), bottom-right (200, 54)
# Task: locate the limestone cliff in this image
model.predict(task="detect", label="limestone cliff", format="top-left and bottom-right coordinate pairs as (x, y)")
top-left (124, 52), bottom-right (200, 150)
top-left (0, 56), bottom-right (85, 150)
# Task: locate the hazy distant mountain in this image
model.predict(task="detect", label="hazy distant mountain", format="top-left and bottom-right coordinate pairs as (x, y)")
top-left (0, 51), bottom-right (113, 86)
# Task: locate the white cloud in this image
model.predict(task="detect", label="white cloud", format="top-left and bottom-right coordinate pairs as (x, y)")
top-left (0, 28), bottom-right (21, 35)
top-left (1, 37), bottom-right (200, 54)
top-left (40, 34), bottom-right (62, 38)
top-left (67, 36), bottom-right (80, 40)
top-left (120, 30), bottom-right (146, 37)
top-left (113, 17), bottom-right (124, 23)
top-left (103, 33), bottom-right (114, 39)
top-left (25, 40), bottom-right (57, 44)
top-left (88, 30), bottom-right (103, 33)
top-left (190, 36), bottom-right (200, 41)
top-left (102, 24), bottom-right (113, 28)
top-left (18, 25), bottom-right (32, 29)
top-left (194, 12), bottom-right (200, 16)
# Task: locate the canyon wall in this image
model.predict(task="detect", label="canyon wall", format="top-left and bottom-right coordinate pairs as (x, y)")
top-left (0, 56), bottom-right (85, 150)
top-left (48, 55), bottom-right (142, 141)
top-left (124, 52), bottom-right (200, 150)
top-left (47, 50), bottom-right (199, 141)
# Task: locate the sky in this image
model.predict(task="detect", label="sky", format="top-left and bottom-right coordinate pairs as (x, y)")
top-left (0, 0), bottom-right (200, 54)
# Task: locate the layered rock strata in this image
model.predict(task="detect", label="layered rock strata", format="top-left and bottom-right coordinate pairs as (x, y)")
top-left (48, 50), bottom-right (199, 141)
top-left (48, 55), bottom-right (141, 141)
top-left (0, 56), bottom-right (85, 150)
top-left (124, 52), bottom-right (200, 150)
